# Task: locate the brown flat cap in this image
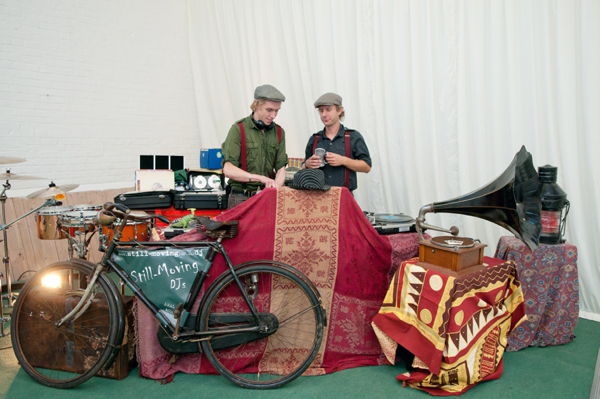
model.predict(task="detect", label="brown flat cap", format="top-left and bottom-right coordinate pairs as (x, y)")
top-left (254, 84), bottom-right (285, 102)
top-left (314, 92), bottom-right (342, 107)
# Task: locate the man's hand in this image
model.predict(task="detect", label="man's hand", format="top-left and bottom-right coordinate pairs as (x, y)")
top-left (325, 152), bottom-right (346, 167)
top-left (305, 154), bottom-right (322, 169)
top-left (255, 174), bottom-right (279, 188)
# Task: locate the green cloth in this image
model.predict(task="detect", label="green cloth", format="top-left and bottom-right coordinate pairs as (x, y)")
top-left (173, 169), bottom-right (188, 183)
top-left (221, 115), bottom-right (288, 191)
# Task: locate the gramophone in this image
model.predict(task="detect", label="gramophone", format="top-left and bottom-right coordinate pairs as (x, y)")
top-left (415, 146), bottom-right (542, 276)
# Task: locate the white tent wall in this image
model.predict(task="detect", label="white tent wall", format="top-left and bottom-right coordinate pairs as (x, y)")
top-left (187, 0), bottom-right (600, 320)
top-left (1, 0), bottom-right (200, 195)
top-left (1, 1), bottom-right (599, 319)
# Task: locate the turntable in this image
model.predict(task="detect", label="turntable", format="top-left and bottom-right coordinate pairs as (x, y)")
top-left (365, 212), bottom-right (416, 235)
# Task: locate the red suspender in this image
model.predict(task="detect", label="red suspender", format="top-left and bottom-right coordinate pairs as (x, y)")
top-left (344, 131), bottom-right (351, 188)
top-left (238, 122), bottom-right (247, 171)
top-left (238, 122), bottom-right (282, 175)
top-left (312, 130), bottom-right (352, 188)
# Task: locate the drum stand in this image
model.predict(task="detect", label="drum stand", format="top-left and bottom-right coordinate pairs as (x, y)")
top-left (65, 227), bottom-right (99, 260)
top-left (0, 181), bottom-right (58, 337)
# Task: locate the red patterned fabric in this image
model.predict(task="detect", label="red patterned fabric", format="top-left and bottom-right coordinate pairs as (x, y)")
top-left (494, 236), bottom-right (579, 351)
top-left (372, 257), bottom-right (526, 395)
top-left (135, 187), bottom-right (421, 380)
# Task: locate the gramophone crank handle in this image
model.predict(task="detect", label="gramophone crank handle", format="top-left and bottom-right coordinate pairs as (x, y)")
top-left (415, 204), bottom-right (459, 241)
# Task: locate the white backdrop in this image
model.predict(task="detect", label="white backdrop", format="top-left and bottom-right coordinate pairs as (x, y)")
top-left (187, 0), bottom-right (600, 319)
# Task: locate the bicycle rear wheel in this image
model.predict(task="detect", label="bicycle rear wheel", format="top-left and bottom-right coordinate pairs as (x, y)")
top-left (11, 261), bottom-right (119, 388)
top-left (199, 263), bottom-right (324, 389)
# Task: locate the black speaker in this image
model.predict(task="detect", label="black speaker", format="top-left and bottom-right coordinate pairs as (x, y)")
top-left (140, 155), bottom-right (154, 169)
top-left (155, 155), bottom-right (169, 170)
top-left (170, 155), bottom-right (184, 171)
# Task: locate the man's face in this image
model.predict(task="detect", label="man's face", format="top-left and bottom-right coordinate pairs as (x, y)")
top-left (318, 105), bottom-right (342, 128)
top-left (254, 100), bottom-right (281, 126)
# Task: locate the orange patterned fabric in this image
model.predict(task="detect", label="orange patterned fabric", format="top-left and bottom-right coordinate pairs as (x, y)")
top-left (372, 257), bottom-right (526, 396)
top-left (265, 188), bottom-right (342, 375)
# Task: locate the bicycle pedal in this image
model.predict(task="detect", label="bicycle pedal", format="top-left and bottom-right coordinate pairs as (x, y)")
top-left (168, 354), bottom-right (178, 364)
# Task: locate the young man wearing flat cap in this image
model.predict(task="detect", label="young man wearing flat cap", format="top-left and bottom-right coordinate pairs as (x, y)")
top-left (222, 84), bottom-right (289, 208)
top-left (303, 92), bottom-right (371, 193)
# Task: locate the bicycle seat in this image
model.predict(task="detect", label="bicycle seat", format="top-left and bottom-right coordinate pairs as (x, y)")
top-left (195, 216), bottom-right (239, 239)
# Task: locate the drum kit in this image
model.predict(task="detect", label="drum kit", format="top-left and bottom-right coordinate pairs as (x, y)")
top-left (1, 156), bottom-right (150, 336)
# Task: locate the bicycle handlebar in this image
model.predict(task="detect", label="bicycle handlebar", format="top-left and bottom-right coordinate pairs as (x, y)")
top-left (101, 202), bottom-right (171, 225)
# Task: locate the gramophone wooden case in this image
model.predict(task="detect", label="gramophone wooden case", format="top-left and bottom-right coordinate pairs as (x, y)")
top-left (417, 237), bottom-right (487, 276)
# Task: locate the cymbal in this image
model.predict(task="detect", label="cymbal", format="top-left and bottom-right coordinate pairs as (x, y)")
top-left (0, 171), bottom-right (44, 181)
top-left (0, 156), bottom-right (26, 165)
top-left (27, 183), bottom-right (79, 199)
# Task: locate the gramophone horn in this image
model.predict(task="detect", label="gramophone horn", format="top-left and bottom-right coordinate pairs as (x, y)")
top-left (415, 146), bottom-right (541, 251)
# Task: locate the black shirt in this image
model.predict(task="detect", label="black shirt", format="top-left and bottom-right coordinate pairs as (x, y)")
top-left (304, 124), bottom-right (371, 192)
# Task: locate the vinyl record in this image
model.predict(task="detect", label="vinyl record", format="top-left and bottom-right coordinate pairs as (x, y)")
top-left (374, 213), bottom-right (415, 224)
top-left (207, 174), bottom-right (222, 190)
top-left (192, 175), bottom-right (207, 190)
top-left (431, 236), bottom-right (475, 248)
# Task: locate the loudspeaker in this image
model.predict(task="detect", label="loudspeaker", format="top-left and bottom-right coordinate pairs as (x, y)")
top-left (170, 155), bottom-right (184, 171)
top-left (140, 155), bottom-right (154, 170)
top-left (415, 146), bottom-right (542, 251)
top-left (155, 155), bottom-right (169, 170)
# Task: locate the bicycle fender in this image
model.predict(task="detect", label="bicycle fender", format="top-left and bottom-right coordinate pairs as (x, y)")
top-left (66, 259), bottom-right (126, 371)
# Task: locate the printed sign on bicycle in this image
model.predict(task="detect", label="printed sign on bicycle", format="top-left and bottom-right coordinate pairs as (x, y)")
top-left (112, 247), bottom-right (210, 325)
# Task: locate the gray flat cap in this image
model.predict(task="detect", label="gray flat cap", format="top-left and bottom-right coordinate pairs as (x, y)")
top-left (314, 92), bottom-right (342, 108)
top-left (254, 84), bottom-right (285, 102)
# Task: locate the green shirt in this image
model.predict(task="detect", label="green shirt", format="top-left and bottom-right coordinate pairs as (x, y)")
top-left (221, 115), bottom-right (288, 191)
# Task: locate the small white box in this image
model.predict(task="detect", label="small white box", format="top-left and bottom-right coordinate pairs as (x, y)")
top-left (135, 170), bottom-right (175, 191)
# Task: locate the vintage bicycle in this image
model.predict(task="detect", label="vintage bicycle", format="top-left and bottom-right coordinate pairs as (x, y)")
top-left (11, 202), bottom-right (326, 389)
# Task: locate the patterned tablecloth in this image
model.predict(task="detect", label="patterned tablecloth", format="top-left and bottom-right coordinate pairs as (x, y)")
top-left (135, 187), bottom-right (422, 381)
top-left (494, 236), bottom-right (579, 351)
top-left (372, 257), bottom-right (526, 396)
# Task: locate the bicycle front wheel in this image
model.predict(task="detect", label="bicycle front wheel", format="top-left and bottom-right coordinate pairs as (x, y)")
top-left (199, 263), bottom-right (324, 389)
top-left (11, 261), bottom-right (120, 388)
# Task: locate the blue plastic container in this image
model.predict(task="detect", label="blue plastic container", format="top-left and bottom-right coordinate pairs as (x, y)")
top-left (200, 148), bottom-right (223, 169)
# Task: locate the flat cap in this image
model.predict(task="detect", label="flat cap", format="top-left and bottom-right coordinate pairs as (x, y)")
top-left (314, 92), bottom-right (342, 108)
top-left (254, 84), bottom-right (285, 102)
top-left (289, 168), bottom-right (331, 191)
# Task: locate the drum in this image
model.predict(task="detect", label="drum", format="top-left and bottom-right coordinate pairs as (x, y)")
top-left (71, 204), bottom-right (103, 212)
top-left (101, 220), bottom-right (150, 244)
top-left (35, 206), bottom-right (74, 240)
top-left (59, 210), bottom-right (99, 237)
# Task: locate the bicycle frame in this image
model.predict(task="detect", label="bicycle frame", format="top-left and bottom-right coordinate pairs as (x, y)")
top-left (57, 219), bottom-right (266, 345)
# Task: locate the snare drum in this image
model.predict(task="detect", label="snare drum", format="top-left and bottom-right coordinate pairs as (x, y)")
top-left (59, 210), bottom-right (99, 237)
top-left (35, 206), bottom-right (74, 240)
top-left (101, 220), bottom-right (150, 244)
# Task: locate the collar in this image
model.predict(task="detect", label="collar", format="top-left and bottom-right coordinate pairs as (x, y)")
top-left (249, 114), bottom-right (260, 129)
top-left (319, 124), bottom-right (345, 139)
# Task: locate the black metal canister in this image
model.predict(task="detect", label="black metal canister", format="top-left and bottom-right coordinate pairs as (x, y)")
top-left (538, 165), bottom-right (570, 244)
